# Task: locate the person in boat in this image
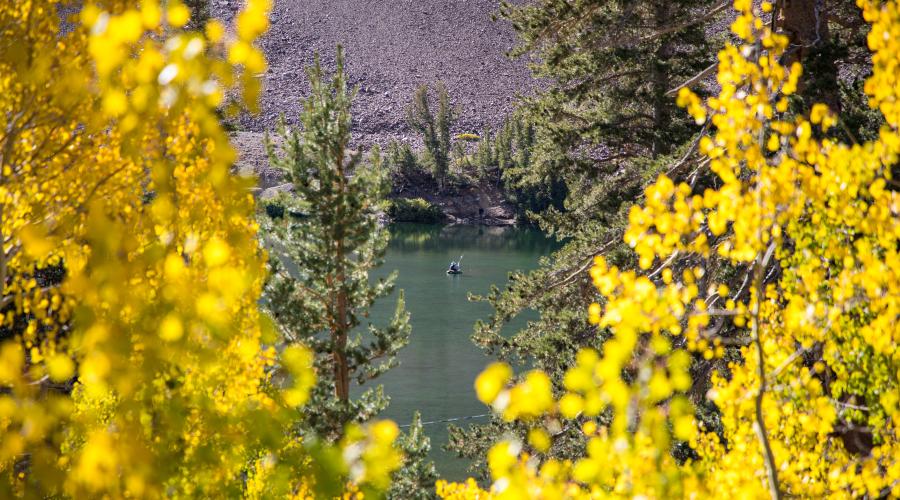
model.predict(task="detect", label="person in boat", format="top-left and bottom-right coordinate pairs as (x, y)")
top-left (448, 261), bottom-right (460, 273)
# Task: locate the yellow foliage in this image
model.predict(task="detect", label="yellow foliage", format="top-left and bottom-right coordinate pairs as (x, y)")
top-left (0, 1), bottom-right (399, 497)
top-left (475, 362), bottom-right (513, 407)
top-left (436, 478), bottom-right (493, 499)
top-left (440, 0), bottom-right (900, 498)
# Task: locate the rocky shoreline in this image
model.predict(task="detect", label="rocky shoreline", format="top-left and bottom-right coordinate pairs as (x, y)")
top-left (247, 175), bottom-right (519, 227)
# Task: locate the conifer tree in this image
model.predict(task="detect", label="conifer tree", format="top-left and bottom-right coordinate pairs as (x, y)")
top-left (407, 83), bottom-right (453, 191)
top-left (452, 0), bottom-right (882, 479)
top-left (389, 412), bottom-right (438, 500)
top-left (386, 140), bottom-right (420, 182)
top-left (475, 128), bottom-right (495, 182)
top-left (498, 0), bottom-right (722, 212)
top-left (262, 48), bottom-right (411, 441)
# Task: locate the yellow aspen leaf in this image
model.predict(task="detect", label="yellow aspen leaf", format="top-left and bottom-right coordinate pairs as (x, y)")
top-left (167, 3), bottom-right (190, 28)
top-left (47, 354), bottom-right (75, 382)
top-left (141, 1), bottom-right (161, 29)
top-left (202, 237), bottom-right (231, 267)
top-left (158, 314), bottom-right (183, 341)
top-left (475, 362), bottom-right (512, 405)
top-left (558, 393), bottom-right (584, 419)
top-left (19, 225), bottom-right (54, 259)
top-left (206, 20), bottom-right (225, 42)
top-left (528, 428), bottom-right (551, 453)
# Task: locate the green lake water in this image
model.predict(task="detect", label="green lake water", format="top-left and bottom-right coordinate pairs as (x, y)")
top-left (354, 223), bottom-right (560, 481)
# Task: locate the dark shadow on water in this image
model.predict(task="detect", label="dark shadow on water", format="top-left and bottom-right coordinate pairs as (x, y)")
top-left (387, 223), bottom-right (561, 255)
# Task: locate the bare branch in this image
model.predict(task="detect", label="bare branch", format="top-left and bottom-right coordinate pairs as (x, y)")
top-left (830, 399), bottom-right (869, 411)
top-left (643, 2), bottom-right (730, 44)
top-left (770, 347), bottom-right (808, 380)
top-left (752, 243), bottom-right (783, 500)
top-left (666, 62), bottom-right (718, 97)
top-left (544, 236), bottom-right (621, 293)
top-left (647, 251), bottom-right (679, 280)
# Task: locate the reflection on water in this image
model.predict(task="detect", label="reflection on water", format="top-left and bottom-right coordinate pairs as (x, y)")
top-left (388, 223), bottom-right (560, 254)
top-left (351, 223), bottom-right (560, 480)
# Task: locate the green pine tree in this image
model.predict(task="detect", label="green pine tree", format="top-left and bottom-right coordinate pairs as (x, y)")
top-left (386, 140), bottom-right (420, 180)
top-left (494, 113), bottom-right (566, 218)
top-left (261, 47), bottom-right (411, 442)
top-left (406, 83), bottom-right (453, 192)
top-left (474, 128), bottom-right (495, 183)
top-left (389, 412), bottom-right (438, 500)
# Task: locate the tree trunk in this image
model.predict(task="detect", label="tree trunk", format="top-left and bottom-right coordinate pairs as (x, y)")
top-left (777, 0), bottom-right (840, 110)
top-left (334, 280), bottom-right (350, 401)
top-left (777, 0), bottom-right (829, 53)
top-left (650, 0), bottom-right (673, 158)
top-left (326, 270), bottom-right (350, 402)
top-left (332, 146), bottom-right (351, 403)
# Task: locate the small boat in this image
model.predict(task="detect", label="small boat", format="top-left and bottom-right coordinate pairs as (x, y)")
top-left (447, 255), bottom-right (463, 275)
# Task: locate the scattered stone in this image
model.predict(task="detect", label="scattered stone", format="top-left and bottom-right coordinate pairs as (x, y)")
top-left (210, 0), bottom-right (538, 147)
top-left (260, 183), bottom-right (294, 200)
top-left (214, 0), bottom-right (539, 226)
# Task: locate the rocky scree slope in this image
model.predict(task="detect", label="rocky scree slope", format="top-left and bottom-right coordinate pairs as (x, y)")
top-left (216, 0), bottom-right (536, 208)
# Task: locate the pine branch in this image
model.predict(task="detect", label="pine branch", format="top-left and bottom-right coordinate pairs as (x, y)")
top-left (666, 62), bottom-right (718, 97)
top-left (641, 1), bottom-right (730, 43)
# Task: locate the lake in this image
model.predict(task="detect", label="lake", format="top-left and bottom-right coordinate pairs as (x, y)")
top-left (355, 223), bottom-right (560, 480)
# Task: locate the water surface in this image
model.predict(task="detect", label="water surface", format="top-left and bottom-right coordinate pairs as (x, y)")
top-left (355, 223), bottom-right (560, 480)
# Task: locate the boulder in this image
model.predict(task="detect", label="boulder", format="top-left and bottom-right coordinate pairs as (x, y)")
top-left (259, 183), bottom-right (294, 200)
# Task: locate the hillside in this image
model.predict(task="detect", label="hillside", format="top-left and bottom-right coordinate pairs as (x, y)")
top-left (215, 0), bottom-right (536, 191)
